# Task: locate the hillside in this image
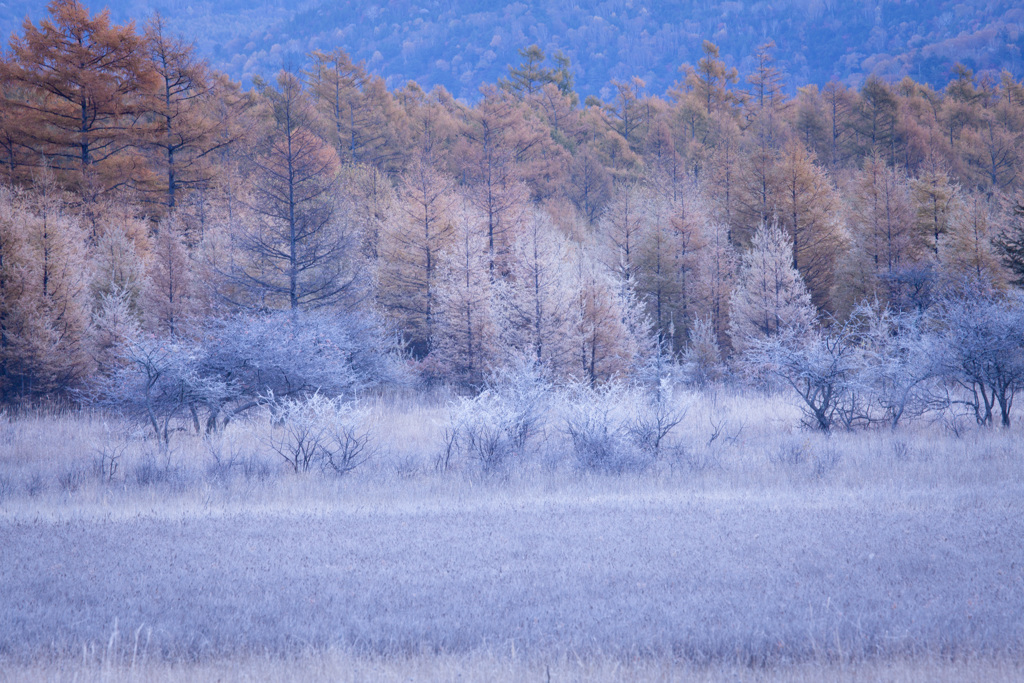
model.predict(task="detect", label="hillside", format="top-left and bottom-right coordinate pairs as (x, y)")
top-left (2, 0), bottom-right (1023, 98)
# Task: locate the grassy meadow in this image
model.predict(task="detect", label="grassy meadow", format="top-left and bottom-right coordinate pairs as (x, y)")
top-left (1, 388), bottom-right (1023, 681)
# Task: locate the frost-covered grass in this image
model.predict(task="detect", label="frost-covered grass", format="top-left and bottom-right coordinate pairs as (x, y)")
top-left (3, 651), bottom-right (1024, 682)
top-left (1, 387), bottom-right (1023, 678)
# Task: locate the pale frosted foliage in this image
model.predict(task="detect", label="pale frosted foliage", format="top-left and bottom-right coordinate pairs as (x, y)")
top-left (377, 160), bottom-right (455, 358)
top-left (729, 221), bottom-right (814, 350)
top-left (430, 202), bottom-right (500, 386)
top-left (497, 210), bottom-right (581, 378)
top-left (143, 214), bottom-right (197, 336)
top-left (89, 223), bottom-right (147, 314)
top-left (632, 186), bottom-right (712, 348)
top-left (939, 191), bottom-right (1008, 289)
top-left (341, 162), bottom-right (398, 261)
top-left (854, 301), bottom-right (936, 428)
top-left (91, 286), bottom-right (141, 376)
top-left (695, 219), bottom-right (737, 351)
top-left (630, 190), bottom-right (682, 344)
top-left (0, 184), bottom-right (93, 398)
top-left (572, 247), bottom-right (648, 384)
top-left (841, 154), bottom-right (923, 307)
top-left (263, 394), bottom-right (372, 474)
top-left (682, 314), bottom-right (724, 384)
top-left (930, 288), bottom-right (1024, 428)
top-left (598, 182), bottom-right (650, 283)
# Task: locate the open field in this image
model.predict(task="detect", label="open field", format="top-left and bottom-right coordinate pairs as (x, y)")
top-left (2, 390), bottom-right (1023, 679)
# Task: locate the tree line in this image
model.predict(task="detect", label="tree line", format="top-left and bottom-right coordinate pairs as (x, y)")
top-left (1, 0), bottom-right (1024, 429)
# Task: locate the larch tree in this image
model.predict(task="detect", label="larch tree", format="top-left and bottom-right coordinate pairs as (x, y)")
top-left (498, 210), bottom-right (580, 378)
top-left (846, 153), bottom-right (923, 297)
top-left (342, 162), bottom-right (397, 262)
top-left (744, 41), bottom-right (788, 146)
top-left (603, 77), bottom-right (649, 151)
top-left (566, 145), bottom-right (612, 225)
top-left (631, 188), bottom-right (683, 348)
top-left (430, 201), bottom-right (499, 387)
top-left (598, 182), bottom-right (649, 284)
top-left (703, 116), bottom-right (742, 232)
top-left (729, 221), bottom-right (815, 351)
top-left (698, 218), bottom-right (737, 352)
top-left (306, 48), bottom-right (408, 172)
top-left (143, 213), bottom-right (195, 336)
top-left (0, 0), bottom-right (157, 193)
top-left (772, 140), bottom-right (846, 311)
top-left (0, 175), bottom-right (93, 398)
top-left (572, 246), bottom-right (646, 385)
top-left (144, 13), bottom-right (248, 211)
top-left (912, 161), bottom-right (958, 255)
top-left (667, 189), bottom-right (714, 344)
top-left (89, 220), bottom-right (147, 314)
top-left (792, 85), bottom-right (830, 161)
top-left (970, 106), bottom-right (1021, 191)
top-left (455, 88), bottom-right (531, 274)
top-left (821, 80), bottom-right (857, 171)
top-left (378, 159), bottom-right (455, 358)
top-left (683, 41), bottom-right (740, 125)
top-left (939, 191), bottom-right (1007, 289)
top-left (0, 70), bottom-right (35, 180)
top-left (224, 71), bottom-right (357, 312)
top-left (856, 76), bottom-right (900, 161)
top-left (994, 197), bottom-right (1024, 287)
top-left (503, 45), bottom-right (558, 97)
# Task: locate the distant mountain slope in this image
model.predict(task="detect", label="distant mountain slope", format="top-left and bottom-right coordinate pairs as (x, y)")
top-left (2, 0), bottom-right (1022, 98)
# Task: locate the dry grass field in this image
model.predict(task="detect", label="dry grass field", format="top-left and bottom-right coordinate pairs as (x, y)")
top-left (1, 388), bottom-right (1023, 680)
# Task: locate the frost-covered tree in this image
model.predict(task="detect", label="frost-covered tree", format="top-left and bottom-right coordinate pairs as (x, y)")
top-left (572, 247), bottom-right (647, 385)
top-left (0, 180), bottom-right (93, 399)
top-left (912, 162), bottom-right (958, 255)
top-left (498, 210), bottom-right (580, 377)
top-left (931, 286), bottom-right (1024, 428)
top-left (89, 222), bottom-right (147, 315)
top-left (598, 182), bottom-right (648, 284)
top-left (840, 153), bottom-right (924, 308)
top-left (378, 159), bottom-right (455, 358)
top-left (144, 214), bottom-right (197, 336)
top-left (939, 191), bottom-right (1007, 289)
top-left (729, 221), bottom-right (815, 351)
top-left (431, 202), bottom-right (499, 387)
top-left (699, 219), bottom-right (738, 352)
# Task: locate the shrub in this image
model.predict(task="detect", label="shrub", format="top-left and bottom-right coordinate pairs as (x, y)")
top-left (561, 385), bottom-right (647, 474)
top-left (262, 394), bottom-right (373, 475)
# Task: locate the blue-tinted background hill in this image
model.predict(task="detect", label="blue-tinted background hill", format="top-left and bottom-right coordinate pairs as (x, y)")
top-left (1, 0), bottom-right (1022, 98)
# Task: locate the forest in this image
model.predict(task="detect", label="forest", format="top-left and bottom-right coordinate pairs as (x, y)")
top-left (1, 0), bottom-right (1024, 431)
top-left (3, 2), bottom-right (1024, 678)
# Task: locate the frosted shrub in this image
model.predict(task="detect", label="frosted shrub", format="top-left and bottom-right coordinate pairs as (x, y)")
top-left (438, 358), bottom-right (552, 474)
top-left (262, 395), bottom-right (373, 475)
top-left (441, 393), bottom-right (516, 474)
top-left (440, 392), bottom-right (542, 474)
top-left (485, 356), bottom-right (551, 455)
top-left (204, 436), bottom-right (273, 483)
top-left (626, 378), bottom-right (687, 462)
top-left (742, 323), bottom-right (863, 432)
top-left (132, 452), bottom-right (185, 489)
top-left (561, 384), bottom-right (647, 474)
